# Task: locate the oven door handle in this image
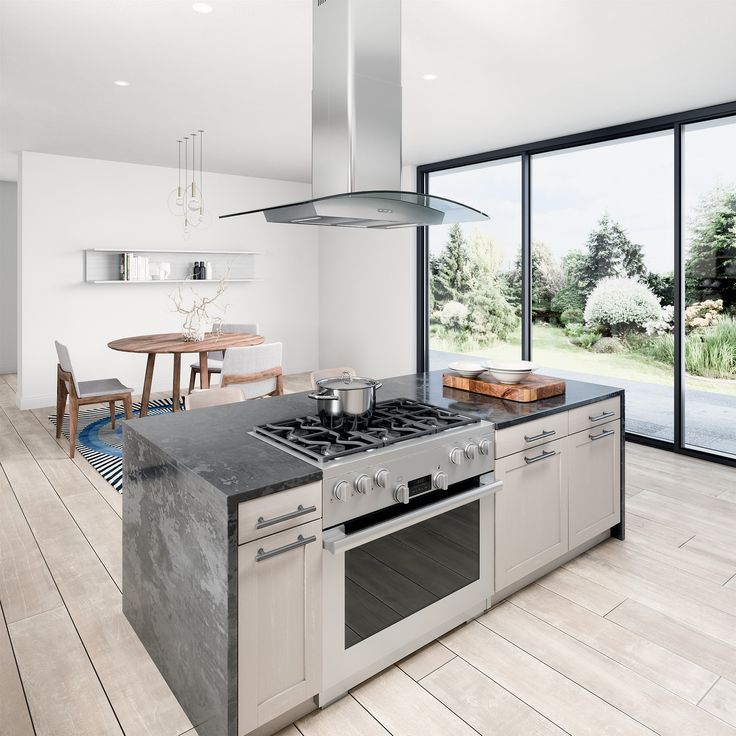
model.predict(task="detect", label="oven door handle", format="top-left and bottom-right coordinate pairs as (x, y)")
top-left (323, 480), bottom-right (503, 555)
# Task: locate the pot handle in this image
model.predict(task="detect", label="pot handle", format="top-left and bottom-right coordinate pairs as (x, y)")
top-left (308, 391), bottom-right (340, 401)
top-left (374, 382), bottom-right (383, 390)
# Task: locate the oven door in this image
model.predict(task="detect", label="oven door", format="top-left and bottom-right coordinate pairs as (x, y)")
top-left (320, 477), bottom-right (501, 705)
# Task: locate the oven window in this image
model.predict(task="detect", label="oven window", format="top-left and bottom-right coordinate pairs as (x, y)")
top-left (345, 500), bottom-right (480, 648)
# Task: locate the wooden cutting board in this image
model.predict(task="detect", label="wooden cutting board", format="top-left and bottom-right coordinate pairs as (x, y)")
top-left (442, 372), bottom-right (565, 402)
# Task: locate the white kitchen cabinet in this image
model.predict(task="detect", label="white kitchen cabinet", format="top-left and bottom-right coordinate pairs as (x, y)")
top-left (567, 420), bottom-right (621, 549)
top-left (494, 438), bottom-right (568, 591)
top-left (238, 519), bottom-right (322, 736)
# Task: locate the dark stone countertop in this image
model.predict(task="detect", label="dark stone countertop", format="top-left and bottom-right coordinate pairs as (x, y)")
top-left (123, 370), bottom-right (623, 507)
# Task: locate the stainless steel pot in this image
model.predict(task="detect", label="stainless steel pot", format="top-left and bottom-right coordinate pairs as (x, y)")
top-left (308, 372), bottom-right (382, 431)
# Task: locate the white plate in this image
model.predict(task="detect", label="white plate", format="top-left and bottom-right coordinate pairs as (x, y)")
top-left (448, 361), bottom-right (486, 378)
top-left (482, 360), bottom-right (536, 384)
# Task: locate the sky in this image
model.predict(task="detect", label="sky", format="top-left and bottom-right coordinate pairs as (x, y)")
top-left (428, 117), bottom-right (736, 275)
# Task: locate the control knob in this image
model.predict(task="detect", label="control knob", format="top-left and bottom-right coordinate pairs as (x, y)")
top-left (433, 471), bottom-right (449, 491)
top-left (478, 438), bottom-right (492, 456)
top-left (332, 480), bottom-right (349, 502)
top-left (464, 442), bottom-right (479, 460)
top-left (449, 447), bottom-right (465, 465)
top-left (354, 474), bottom-right (372, 494)
top-left (393, 483), bottom-right (410, 504)
top-left (374, 468), bottom-right (390, 488)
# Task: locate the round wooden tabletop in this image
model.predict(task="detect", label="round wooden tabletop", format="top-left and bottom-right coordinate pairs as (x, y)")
top-left (107, 332), bottom-right (265, 354)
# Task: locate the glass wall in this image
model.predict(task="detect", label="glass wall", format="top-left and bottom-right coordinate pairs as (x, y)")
top-left (427, 158), bottom-right (522, 370)
top-left (682, 117), bottom-right (736, 457)
top-left (531, 133), bottom-right (675, 441)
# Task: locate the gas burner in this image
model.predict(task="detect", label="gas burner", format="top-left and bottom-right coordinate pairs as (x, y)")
top-left (252, 398), bottom-right (478, 463)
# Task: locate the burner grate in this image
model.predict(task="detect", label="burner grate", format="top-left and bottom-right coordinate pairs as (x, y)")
top-left (253, 398), bottom-right (477, 462)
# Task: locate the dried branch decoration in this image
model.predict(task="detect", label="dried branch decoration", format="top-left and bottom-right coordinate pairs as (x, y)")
top-left (170, 274), bottom-right (230, 342)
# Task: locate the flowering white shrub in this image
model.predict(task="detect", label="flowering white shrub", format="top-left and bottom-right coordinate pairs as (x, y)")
top-left (644, 305), bottom-right (674, 336)
top-left (584, 277), bottom-right (662, 334)
top-left (437, 300), bottom-right (469, 331)
top-left (685, 299), bottom-right (723, 331)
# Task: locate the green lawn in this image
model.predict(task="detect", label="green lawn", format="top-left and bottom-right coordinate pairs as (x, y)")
top-left (432, 323), bottom-right (736, 396)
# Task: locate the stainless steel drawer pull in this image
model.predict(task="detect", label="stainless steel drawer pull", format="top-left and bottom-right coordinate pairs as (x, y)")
top-left (255, 534), bottom-right (317, 562)
top-left (524, 429), bottom-right (556, 442)
top-left (589, 410), bottom-right (616, 422)
top-left (256, 504), bottom-right (317, 529)
top-left (590, 428), bottom-right (616, 441)
top-left (524, 449), bottom-right (557, 464)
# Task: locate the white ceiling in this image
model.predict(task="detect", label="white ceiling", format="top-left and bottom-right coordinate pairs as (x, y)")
top-left (2, 0), bottom-right (736, 184)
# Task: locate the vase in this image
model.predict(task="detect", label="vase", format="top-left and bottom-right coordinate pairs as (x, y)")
top-left (182, 315), bottom-right (206, 342)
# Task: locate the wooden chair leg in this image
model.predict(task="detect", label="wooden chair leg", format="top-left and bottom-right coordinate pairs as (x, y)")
top-left (56, 376), bottom-right (67, 439)
top-left (68, 401), bottom-right (79, 459)
top-left (188, 366), bottom-right (197, 394)
top-left (123, 394), bottom-right (133, 420)
top-left (109, 401), bottom-right (116, 429)
top-left (275, 373), bottom-right (284, 396)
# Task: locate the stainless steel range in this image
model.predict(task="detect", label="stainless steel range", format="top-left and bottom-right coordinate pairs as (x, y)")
top-left (251, 398), bottom-right (502, 705)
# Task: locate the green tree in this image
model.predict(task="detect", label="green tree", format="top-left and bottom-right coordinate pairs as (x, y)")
top-left (551, 249), bottom-right (587, 315)
top-left (580, 214), bottom-right (646, 295)
top-left (430, 223), bottom-right (475, 306)
top-left (506, 242), bottom-right (564, 320)
top-left (685, 187), bottom-right (736, 310)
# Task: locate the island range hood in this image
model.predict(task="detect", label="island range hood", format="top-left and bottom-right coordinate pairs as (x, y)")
top-left (220, 0), bottom-right (489, 229)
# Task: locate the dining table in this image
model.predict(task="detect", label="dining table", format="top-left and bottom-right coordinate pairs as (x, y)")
top-left (108, 331), bottom-right (265, 417)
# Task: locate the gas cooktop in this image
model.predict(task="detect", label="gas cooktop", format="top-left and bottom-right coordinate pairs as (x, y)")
top-left (252, 398), bottom-right (478, 463)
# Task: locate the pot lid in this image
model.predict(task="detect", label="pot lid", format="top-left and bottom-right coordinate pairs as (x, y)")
top-left (316, 373), bottom-right (380, 390)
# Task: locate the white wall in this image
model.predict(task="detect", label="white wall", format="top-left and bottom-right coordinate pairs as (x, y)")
top-left (18, 152), bottom-right (319, 409)
top-left (317, 167), bottom-right (416, 379)
top-left (0, 181), bottom-right (18, 374)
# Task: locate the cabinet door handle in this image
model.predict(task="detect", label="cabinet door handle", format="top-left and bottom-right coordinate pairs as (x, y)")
top-left (589, 410), bottom-right (615, 422)
top-left (255, 534), bottom-right (317, 562)
top-left (524, 429), bottom-right (556, 442)
top-left (524, 449), bottom-right (557, 464)
top-left (589, 428), bottom-right (615, 441)
top-left (256, 504), bottom-right (317, 529)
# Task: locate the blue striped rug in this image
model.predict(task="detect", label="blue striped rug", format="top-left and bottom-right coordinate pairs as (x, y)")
top-left (49, 398), bottom-right (184, 492)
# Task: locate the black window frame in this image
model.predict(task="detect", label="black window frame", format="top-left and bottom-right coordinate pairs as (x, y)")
top-left (416, 99), bottom-right (736, 468)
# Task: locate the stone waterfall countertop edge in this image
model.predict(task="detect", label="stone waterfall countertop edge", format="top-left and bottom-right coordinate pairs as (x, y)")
top-left (122, 370), bottom-right (624, 506)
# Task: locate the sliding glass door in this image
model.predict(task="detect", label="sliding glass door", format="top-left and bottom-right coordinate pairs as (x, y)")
top-left (531, 133), bottom-right (675, 441)
top-left (418, 100), bottom-right (736, 464)
top-left (682, 117), bottom-right (736, 457)
top-left (427, 158), bottom-right (522, 370)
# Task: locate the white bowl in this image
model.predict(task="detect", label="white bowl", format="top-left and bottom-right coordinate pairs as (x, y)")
top-left (482, 360), bottom-right (536, 384)
top-left (448, 361), bottom-right (486, 378)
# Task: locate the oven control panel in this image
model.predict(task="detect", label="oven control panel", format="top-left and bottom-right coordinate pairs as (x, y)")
top-left (322, 422), bottom-right (494, 528)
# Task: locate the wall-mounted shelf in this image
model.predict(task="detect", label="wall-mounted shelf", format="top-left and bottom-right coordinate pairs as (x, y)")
top-left (84, 248), bottom-right (261, 284)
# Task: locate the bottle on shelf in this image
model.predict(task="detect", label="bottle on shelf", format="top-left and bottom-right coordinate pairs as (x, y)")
top-left (193, 261), bottom-right (201, 280)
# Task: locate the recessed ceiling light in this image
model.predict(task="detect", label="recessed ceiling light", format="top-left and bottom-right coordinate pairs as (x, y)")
top-left (192, 2), bottom-right (213, 13)
top-left (114, 80), bottom-right (130, 87)
top-left (422, 73), bottom-right (438, 81)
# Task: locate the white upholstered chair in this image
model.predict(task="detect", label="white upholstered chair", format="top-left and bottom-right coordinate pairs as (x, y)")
top-left (185, 386), bottom-right (245, 411)
top-left (55, 341), bottom-right (133, 458)
top-left (220, 342), bottom-right (283, 399)
top-left (188, 322), bottom-right (259, 392)
top-left (309, 366), bottom-right (357, 390)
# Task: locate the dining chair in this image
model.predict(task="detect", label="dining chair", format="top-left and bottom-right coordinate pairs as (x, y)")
top-left (185, 386), bottom-right (245, 410)
top-left (310, 366), bottom-right (357, 389)
top-left (188, 322), bottom-right (259, 393)
top-left (55, 340), bottom-right (133, 458)
top-left (220, 342), bottom-right (283, 399)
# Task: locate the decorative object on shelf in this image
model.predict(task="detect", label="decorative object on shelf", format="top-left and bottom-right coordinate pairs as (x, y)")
top-left (167, 130), bottom-right (212, 237)
top-left (159, 262), bottom-right (171, 280)
top-left (170, 276), bottom-right (229, 342)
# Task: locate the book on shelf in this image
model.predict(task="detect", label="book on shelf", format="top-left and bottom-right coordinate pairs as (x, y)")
top-left (119, 253), bottom-right (150, 281)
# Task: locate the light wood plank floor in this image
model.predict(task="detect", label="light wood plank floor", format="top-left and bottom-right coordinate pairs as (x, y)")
top-left (1, 372), bottom-right (736, 736)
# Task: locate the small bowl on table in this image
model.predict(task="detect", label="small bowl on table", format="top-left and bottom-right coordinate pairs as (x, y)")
top-left (482, 360), bottom-right (536, 384)
top-left (447, 361), bottom-right (486, 379)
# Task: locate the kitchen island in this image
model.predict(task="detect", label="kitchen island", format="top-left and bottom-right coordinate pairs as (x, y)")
top-left (122, 371), bottom-right (624, 736)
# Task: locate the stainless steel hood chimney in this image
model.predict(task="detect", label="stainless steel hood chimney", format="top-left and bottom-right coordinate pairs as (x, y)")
top-left (220, 0), bottom-right (489, 229)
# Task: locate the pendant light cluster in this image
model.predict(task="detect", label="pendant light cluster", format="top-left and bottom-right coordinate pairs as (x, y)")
top-left (168, 130), bottom-right (211, 237)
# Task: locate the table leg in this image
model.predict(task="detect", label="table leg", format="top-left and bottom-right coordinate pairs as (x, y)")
top-left (172, 353), bottom-right (181, 412)
top-left (140, 353), bottom-right (156, 418)
top-left (199, 351), bottom-right (210, 389)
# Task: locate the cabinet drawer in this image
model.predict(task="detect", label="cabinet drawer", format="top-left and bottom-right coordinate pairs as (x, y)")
top-left (568, 396), bottom-right (621, 435)
top-left (238, 482), bottom-right (322, 545)
top-left (495, 411), bottom-right (568, 459)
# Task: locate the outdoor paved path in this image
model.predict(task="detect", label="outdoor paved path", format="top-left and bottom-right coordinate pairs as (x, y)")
top-left (430, 350), bottom-right (736, 457)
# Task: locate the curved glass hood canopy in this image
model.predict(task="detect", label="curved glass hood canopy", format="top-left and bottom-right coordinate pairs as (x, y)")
top-left (220, 190), bottom-right (488, 229)
top-left (220, 0), bottom-right (489, 229)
